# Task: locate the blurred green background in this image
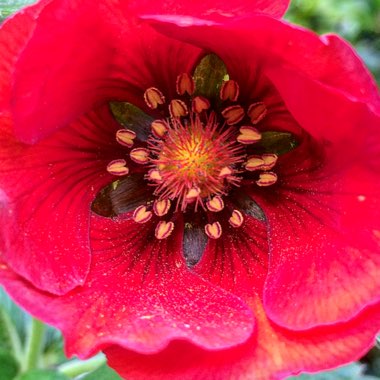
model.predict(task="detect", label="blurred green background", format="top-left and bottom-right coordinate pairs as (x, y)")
top-left (0, 0), bottom-right (379, 379)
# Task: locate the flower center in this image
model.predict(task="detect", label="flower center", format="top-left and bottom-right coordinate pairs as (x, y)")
top-left (105, 62), bottom-right (281, 240)
top-left (148, 115), bottom-right (243, 211)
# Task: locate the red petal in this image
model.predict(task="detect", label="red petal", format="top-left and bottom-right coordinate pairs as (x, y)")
top-left (104, 298), bottom-right (380, 380)
top-left (250, 137), bottom-right (380, 329)
top-left (131, 0), bottom-right (290, 20)
top-left (0, 106), bottom-right (124, 294)
top-left (263, 30), bottom-right (380, 113)
top-left (240, 18), bottom-right (380, 111)
top-left (141, 15), bottom-right (380, 328)
top-left (145, 15), bottom-right (380, 110)
top-left (144, 15), bottom-right (380, 142)
top-left (0, 0), bottom-right (48, 110)
top-left (263, 62), bottom-right (379, 144)
top-left (3, 250), bottom-right (378, 379)
top-left (8, 0), bottom-right (202, 143)
top-left (0, 213), bottom-right (254, 356)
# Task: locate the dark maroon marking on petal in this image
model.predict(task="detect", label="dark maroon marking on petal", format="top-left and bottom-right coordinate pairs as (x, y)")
top-left (196, 214), bottom-right (269, 296)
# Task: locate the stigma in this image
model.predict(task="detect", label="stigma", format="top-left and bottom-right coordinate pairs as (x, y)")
top-left (107, 71), bottom-right (279, 240)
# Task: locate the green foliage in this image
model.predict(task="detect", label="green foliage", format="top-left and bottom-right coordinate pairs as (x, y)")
top-left (0, 308), bottom-right (15, 351)
top-left (289, 362), bottom-right (379, 379)
top-left (0, 288), bottom-right (30, 343)
top-left (0, 350), bottom-right (19, 380)
top-left (80, 364), bottom-right (122, 380)
top-left (16, 370), bottom-right (69, 380)
top-left (0, 0), bottom-right (36, 22)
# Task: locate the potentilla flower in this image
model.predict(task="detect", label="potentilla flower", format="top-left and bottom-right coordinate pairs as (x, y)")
top-left (1, 0), bottom-right (380, 379)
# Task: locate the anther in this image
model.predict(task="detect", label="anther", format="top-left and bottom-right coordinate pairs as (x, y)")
top-left (176, 73), bottom-right (195, 95)
top-left (106, 159), bottom-right (129, 176)
top-left (261, 154), bottom-right (278, 170)
top-left (237, 126), bottom-right (262, 145)
top-left (220, 80), bottom-right (239, 102)
top-left (245, 155), bottom-right (265, 171)
top-left (116, 129), bottom-right (136, 148)
top-left (256, 172), bottom-right (278, 187)
top-left (205, 222), bottom-right (222, 239)
top-left (219, 166), bottom-right (233, 178)
top-left (151, 120), bottom-right (169, 138)
top-left (192, 96), bottom-right (210, 114)
top-left (144, 87), bottom-right (165, 109)
top-left (229, 210), bottom-right (244, 228)
top-left (186, 187), bottom-right (201, 202)
top-left (169, 99), bottom-right (188, 118)
top-left (130, 148), bottom-right (150, 164)
top-left (155, 221), bottom-right (175, 240)
top-left (148, 169), bottom-right (163, 182)
top-left (206, 196), bottom-right (224, 212)
top-left (221, 105), bottom-right (245, 125)
top-left (248, 102), bottom-right (267, 124)
top-left (153, 199), bottom-right (171, 216)
top-left (133, 205), bottom-right (153, 223)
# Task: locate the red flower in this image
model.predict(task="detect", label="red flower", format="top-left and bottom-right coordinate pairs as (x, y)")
top-left (1, 0), bottom-right (380, 379)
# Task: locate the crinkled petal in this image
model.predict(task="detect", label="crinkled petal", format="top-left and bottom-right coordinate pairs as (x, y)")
top-left (262, 61), bottom-right (379, 145)
top-left (103, 209), bottom-right (380, 378)
top-left (104, 298), bottom-right (380, 380)
top-left (143, 15), bottom-right (380, 143)
top-left (9, 0), bottom-right (202, 143)
top-left (0, 106), bottom-right (124, 294)
top-left (0, 213), bottom-right (255, 357)
top-left (143, 15), bottom-right (380, 108)
top-left (250, 137), bottom-right (380, 329)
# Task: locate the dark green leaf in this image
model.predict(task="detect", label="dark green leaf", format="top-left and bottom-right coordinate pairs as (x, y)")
top-left (231, 190), bottom-right (266, 222)
top-left (259, 131), bottom-right (299, 155)
top-left (0, 350), bottom-right (19, 380)
top-left (81, 364), bottom-right (122, 380)
top-left (109, 102), bottom-right (153, 141)
top-left (16, 370), bottom-right (69, 380)
top-left (193, 54), bottom-right (228, 99)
